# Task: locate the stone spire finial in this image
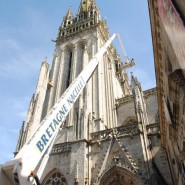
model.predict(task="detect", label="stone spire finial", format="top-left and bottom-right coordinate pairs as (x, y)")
top-left (131, 72), bottom-right (136, 88)
top-left (131, 72), bottom-right (141, 90)
top-left (80, 0), bottom-right (92, 12)
top-left (77, 0), bottom-right (101, 23)
top-left (61, 7), bottom-right (73, 28)
top-left (66, 7), bottom-right (73, 19)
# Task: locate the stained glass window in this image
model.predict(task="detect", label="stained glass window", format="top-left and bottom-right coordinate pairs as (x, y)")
top-left (43, 171), bottom-right (67, 185)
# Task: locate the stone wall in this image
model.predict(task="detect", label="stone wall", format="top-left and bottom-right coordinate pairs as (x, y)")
top-left (116, 95), bottom-right (136, 126)
top-left (116, 88), bottom-right (158, 127)
top-left (144, 88), bottom-right (158, 124)
top-left (41, 141), bottom-right (87, 184)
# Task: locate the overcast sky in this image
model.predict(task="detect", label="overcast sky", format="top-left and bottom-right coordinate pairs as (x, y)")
top-left (0, 0), bottom-right (156, 164)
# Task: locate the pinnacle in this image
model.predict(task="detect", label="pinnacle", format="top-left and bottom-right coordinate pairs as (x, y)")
top-left (66, 7), bottom-right (73, 19)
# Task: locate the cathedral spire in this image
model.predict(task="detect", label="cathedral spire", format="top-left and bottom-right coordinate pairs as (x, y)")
top-left (79, 0), bottom-right (92, 12)
top-left (57, 0), bottom-right (101, 42)
top-left (77, 0), bottom-right (101, 22)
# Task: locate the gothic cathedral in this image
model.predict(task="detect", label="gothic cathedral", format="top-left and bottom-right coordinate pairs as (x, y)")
top-left (15, 0), bottom-right (173, 184)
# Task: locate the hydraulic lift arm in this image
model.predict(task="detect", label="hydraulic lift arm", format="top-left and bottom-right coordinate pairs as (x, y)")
top-left (0, 33), bottom-right (117, 185)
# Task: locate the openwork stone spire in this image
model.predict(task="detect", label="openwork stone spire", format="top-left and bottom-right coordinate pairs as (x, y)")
top-left (56, 0), bottom-right (101, 43)
top-left (79, 0), bottom-right (91, 12)
top-left (77, 0), bottom-right (100, 20)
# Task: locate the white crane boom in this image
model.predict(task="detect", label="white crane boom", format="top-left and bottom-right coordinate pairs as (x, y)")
top-left (117, 34), bottom-right (136, 69)
top-left (0, 33), bottom-right (117, 185)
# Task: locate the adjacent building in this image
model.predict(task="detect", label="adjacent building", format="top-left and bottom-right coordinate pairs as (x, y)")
top-left (148, 0), bottom-right (185, 184)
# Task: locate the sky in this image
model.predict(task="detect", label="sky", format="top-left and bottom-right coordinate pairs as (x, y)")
top-left (0, 0), bottom-right (156, 164)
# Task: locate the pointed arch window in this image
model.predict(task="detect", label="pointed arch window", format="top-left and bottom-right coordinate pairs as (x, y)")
top-left (42, 169), bottom-right (67, 185)
top-left (66, 51), bottom-right (73, 88)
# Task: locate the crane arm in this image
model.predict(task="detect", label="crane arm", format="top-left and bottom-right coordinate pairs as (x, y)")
top-left (0, 33), bottom-right (117, 185)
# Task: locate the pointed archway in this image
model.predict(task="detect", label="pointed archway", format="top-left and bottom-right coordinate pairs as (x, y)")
top-left (99, 165), bottom-right (142, 185)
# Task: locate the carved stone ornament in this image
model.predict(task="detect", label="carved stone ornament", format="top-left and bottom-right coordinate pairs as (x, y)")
top-left (98, 165), bottom-right (143, 185)
top-left (51, 143), bottom-right (71, 155)
top-left (91, 122), bottom-right (139, 141)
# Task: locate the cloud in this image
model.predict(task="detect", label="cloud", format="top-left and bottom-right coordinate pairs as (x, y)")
top-left (0, 6), bottom-right (54, 80)
top-left (0, 129), bottom-right (17, 163)
top-left (18, 111), bottom-right (28, 118)
top-left (0, 39), bottom-right (21, 51)
top-left (0, 39), bottom-right (44, 78)
top-left (0, 96), bottom-right (30, 163)
top-left (0, 126), bottom-right (19, 134)
top-left (10, 96), bottom-right (30, 119)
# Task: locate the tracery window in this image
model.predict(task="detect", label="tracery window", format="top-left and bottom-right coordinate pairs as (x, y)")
top-left (99, 165), bottom-right (142, 185)
top-left (42, 170), bottom-right (67, 185)
top-left (123, 117), bottom-right (137, 125)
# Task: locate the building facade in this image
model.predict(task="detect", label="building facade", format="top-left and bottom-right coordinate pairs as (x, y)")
top-left (148, 0), bottom-right (185, 184)
top-left (15, 0), bottom-right (173, 184)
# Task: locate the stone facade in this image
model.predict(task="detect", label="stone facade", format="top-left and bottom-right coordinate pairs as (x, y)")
top-left (148, 0), bottom-right (185, 184)
top-left (15, 0), bottom-right (173, 184)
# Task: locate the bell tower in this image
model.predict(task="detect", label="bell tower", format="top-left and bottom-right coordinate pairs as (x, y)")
top-left (36, 0), bottom-right (131, 143)
top-left (13, 0), bottom-right (174, 184)
top-left (16, 1), bottom-right (132, 184)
